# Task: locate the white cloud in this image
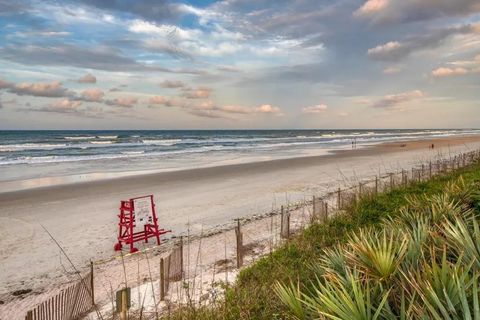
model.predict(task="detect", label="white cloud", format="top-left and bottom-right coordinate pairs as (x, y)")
top-left (432, 67), bottom-right (468, 77)
top-left (302, 104), bottom-right (328, 114)
top-left (81, 88), bottom-right (104, 102)
top-left (354, 0), bottom-right (389, 17)
top-left (368, 41), bottom-right (402, 57)
top-left (255, 104), bottom-right (282, 115)
top-left (52, 99), bottom-right (82, 109)
top-left (149, 96), bottom-right (168, 105)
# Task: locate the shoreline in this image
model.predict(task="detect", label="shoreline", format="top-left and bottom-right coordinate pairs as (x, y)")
top-left (2, 134), bottom-right (480, 318)
top-left (1, 134), bottom-right (479, 197)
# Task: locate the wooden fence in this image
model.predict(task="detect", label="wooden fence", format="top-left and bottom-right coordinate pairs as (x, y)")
top-left (160, 239), bottom-right (184, 300)
top-left (25, 264), bottom-right (94, 320)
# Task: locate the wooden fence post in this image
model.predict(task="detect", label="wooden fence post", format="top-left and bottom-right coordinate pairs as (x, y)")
top-left (90, 261), bottom-right (95, 306)
top-left (337, 188), bottom-right (341, 210)
top-left (26, 311), bottom-right (33, 320)
top-left (375, 176), bottom-right (378, 194)
top-left (160, 258), bottom-right (165, 301)
top-left (120, 289), bottom-right (128, 320)
top-left (324, 202), bottom-right (328, 222)
top-left (235, 219), bottom-right (243, 268)
top-left (389, 173), bottom-right (394, 189)
top-left (179, 236), bottom-right (184, 278)
top-left (358, 183), bottom-right (363, 199)
top-left (286, 209), bottom-right (290, 240)
top-left (429, 161), bottom-right (432, 178)
top-left (312, 196), bottom-right (316, 219)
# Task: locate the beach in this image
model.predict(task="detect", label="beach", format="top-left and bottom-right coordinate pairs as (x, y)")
top-left (1, 134), bottom-right (480, 318)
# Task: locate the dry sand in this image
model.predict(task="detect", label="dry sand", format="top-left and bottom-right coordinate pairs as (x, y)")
top-left (1, 135), bottom-right (480, 318)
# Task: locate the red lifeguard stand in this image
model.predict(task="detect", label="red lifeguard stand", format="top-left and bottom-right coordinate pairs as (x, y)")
top-left (114, 195), bottom-right (170, 253)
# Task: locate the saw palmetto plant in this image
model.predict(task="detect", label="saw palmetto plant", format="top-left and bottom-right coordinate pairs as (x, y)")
top-left (276, 177), bottom-right (480, 319)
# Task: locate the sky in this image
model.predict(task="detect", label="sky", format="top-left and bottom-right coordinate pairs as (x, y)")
top-left (0, 0), bottom-right (479, 130)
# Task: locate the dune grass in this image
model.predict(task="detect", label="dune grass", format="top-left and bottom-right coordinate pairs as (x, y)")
top-left (164, 162), bottom-right (480, 319)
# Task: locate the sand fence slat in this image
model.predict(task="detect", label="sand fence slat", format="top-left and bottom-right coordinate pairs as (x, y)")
top-left (24, 271), bottom-right (94, 320)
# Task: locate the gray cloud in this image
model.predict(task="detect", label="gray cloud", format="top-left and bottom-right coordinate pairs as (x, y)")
top-left (9, 81), bottom-right (73, 98)
top-left (368, 24), bottom-right (477, 61)
top-left (0, 44), bottom-right (204, 74)
top-left (78, 73), bottom-right (97, 83)
top-left (181, 87), bottom-right (212, 99)
top-left (77, 0), bottom-right (183, 23)
top-left (159, 80), bottom-right (185, 89)
top-left (372, 90), bottom-right (424, 108)
top-left (187, 109), bottom-right (229, 119)
top-left (355, 0), bottom-right (480, 24)
top-left (0, 78), bottom-right (13, 89)
top-left (105, 97), bottom-right (138, 108)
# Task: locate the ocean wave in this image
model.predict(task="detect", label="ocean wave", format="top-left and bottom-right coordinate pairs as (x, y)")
top-left (0, 143), bottom-right (67, 152)
top-left (121, 151), bottom-right (145, 155)
top-left (64, 136), bottom-right (96, 140)
top-left (97, 135), bottom-right (118, 139)
top-left (142, 139), bottom-right (182, 146)
top-left (90, 140), bottom-right (114, 144)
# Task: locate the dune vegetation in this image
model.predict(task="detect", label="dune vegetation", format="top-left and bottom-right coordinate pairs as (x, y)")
top-left (164, 162), bottom-right (480, 320)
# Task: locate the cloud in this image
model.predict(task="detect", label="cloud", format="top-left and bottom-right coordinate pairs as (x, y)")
top-left (0, 44), bottom-right (202, 74)
top-left (181, 87), bottom-right (212, 99)
top-left (9, 81), bottom-right (72, 98)
top-left (164, 98), bottom-right (186, 107)
top-left (255, 104), bottom-right (282, 114)
top-left (106, 97), bottom-right (138, 108)
top-left (0, 78), bottom-right (13, 89)
top-left (367, 24), bottom-right (476, 61)
top-left (51, 99), bottom-right (83, 110)
top-left (188, 109), bottom-right (229, 119)
top-left (217, 105), bottom-right (253, 114)
top-left (372, 90), bottom-right (424, 108)
top-left (148, 96), bottom-right (186, 108)
top-left (78, 73), bottom-right (97, 83)
top-left (432, 67), bottom-right (469, 77)
top-left (302, 104), bottom-right (328, 114)
top-left (383, 67), bottom-right (402, 74)
top-left (20, 100), bottom-right (103, 118)
top-left (354, 0), bottom-right (388, 17)
top-left (159, 80), bottom-right (185, 89)
top-left (431, 54), bottom-right (480, 77)
top-left (78, 0), bottom-right (183, 23)
top-left (81, 88), bottom-right (105, 102)
top-left (189, 102), bottom-right (283, 117)
top-left (355, 0), bottom-right (480, 23)
top-left (149, 96), bottom-right (168, 105)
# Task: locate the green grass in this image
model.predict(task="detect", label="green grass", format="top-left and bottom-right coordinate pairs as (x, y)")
top-left (165, 162), bottom-right (480, 320)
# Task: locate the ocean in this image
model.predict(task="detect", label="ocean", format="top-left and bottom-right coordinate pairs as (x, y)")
top-left (0, 129), bottom-right (479, 188)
